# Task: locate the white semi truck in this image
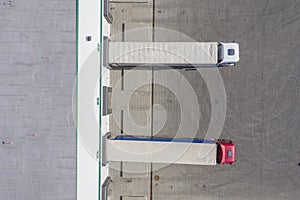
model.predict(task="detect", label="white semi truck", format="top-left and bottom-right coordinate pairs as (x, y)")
top-left (108, 42), bottom-right (240, 68)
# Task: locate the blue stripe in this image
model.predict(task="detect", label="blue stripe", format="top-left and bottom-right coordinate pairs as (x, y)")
top-left (114, 136), bottom-right (215, 144)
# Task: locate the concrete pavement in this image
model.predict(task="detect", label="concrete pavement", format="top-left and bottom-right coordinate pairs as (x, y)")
top-left (108, 0), bottom-right (300, 199)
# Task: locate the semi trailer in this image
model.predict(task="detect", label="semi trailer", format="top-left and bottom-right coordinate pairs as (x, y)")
top-left (108, 42), bottom-right (240, 68)
top-left (103, 135), bottom-right (236, 166)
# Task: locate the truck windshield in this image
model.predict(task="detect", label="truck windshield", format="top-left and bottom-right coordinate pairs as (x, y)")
top-left (217, 143), bottom-right (222, 164)
top-left (218, 44), bottom-right (223, 63)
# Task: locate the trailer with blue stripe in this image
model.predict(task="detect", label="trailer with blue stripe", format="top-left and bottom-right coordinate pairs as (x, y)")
top-left (102, 134), bottom-right (236, 166)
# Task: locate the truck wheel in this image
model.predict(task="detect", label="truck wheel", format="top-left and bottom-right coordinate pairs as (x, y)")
top-left (218, 139), bottom-right (233, 144)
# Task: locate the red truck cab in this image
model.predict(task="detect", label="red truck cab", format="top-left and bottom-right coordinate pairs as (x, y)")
top-left (216, 139), bottom-right (236, 164)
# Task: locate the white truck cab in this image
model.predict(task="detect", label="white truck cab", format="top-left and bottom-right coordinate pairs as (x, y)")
top-left (218, 43), bottom-right (240, 67)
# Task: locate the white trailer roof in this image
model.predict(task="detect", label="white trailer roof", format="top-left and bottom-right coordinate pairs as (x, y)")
top-left (105, 139), bottom-right (217, 165)
top-left (109, 42), bottom-right (218, 66)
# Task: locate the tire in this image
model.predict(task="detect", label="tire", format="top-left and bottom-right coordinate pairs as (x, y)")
top-left (218, 139), bottom-right (233, 144)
